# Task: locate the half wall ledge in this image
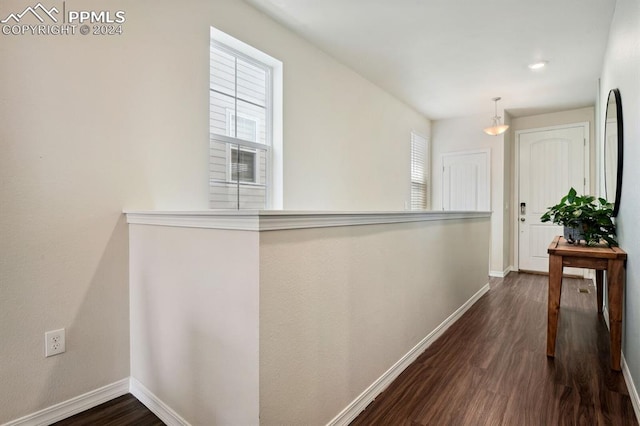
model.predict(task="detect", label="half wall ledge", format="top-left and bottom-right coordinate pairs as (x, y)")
top-left (124, 210), bottom-right (492, 231)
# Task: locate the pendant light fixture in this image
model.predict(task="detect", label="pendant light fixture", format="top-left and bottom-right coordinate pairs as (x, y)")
top-left (483, 97), bottom-right (509, 136)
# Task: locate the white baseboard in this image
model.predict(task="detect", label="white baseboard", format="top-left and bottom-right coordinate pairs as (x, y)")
top-left (129, 378), bottom-right (190, 426)
top-left (489, 266), bottom-right (512, 278)
top-left (326, 283), bottom-right (491, 426)
top-left (602, 309), bottom-right (638, 423)
top-left (2, 378), bottom-right (191, 426)
top-left (1, 378), bottom-right (129, 426)
top-left (622, 353), bottom-right (640, 423)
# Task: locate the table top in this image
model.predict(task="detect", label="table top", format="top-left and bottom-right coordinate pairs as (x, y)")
top-left (547, 236), bottom-right (627, 259)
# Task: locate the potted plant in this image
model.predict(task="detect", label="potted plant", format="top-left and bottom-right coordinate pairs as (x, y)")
top-left (540, 187), bottom-right (618, 246)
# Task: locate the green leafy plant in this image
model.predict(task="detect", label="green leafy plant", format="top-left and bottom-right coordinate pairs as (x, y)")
top-left (540, 187), bottom-right (617, 246)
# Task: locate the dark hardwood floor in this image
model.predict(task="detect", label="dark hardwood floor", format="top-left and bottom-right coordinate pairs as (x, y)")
top-left (51, 394), bottom-right (164, 426)
top-left (49, 273), bottom-right (637, 425)
top-left (351, 272), bottom-right (638, 425)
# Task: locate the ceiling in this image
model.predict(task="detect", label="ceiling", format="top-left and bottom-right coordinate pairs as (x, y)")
top-left (245, 0), bottom-right (615, 120)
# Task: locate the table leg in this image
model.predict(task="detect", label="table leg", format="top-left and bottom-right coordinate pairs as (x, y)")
top-left (596, 269), bottom-right (604, 314)
top-left (607, 259), bottom-right (624, 371)
top-left (547, 254), bottom-right (563, 357)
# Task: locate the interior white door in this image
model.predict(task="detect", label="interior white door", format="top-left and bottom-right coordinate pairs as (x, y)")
top-left (518, 125), bottom-right (587, 273)
top-left (442, 150), bottom-right (490, 211)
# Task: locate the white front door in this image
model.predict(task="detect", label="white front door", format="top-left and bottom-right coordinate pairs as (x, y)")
top-left (518, 125), bottom-right (588, 273)
top-left (442, 150), bottom-right (490, 211)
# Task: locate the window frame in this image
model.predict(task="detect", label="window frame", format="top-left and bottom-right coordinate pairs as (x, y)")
top-left (209, 26), bottom-right (283, 209)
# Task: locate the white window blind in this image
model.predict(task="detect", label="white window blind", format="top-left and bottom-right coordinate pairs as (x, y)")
top-left (209, 40), bottom-right (272, 209)
top-left (410, 132), bottom-right (428, 210)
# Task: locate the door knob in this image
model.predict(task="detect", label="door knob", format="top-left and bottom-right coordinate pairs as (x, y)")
top-left (520, 218), bottom-right (526, 222)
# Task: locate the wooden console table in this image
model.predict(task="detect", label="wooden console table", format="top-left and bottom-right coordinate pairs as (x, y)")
top-left (547, 236), bottom-right (627, 370)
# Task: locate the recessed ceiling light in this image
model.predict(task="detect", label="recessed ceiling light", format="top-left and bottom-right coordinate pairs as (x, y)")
top-left (528, 61), bottom-right (548, 70)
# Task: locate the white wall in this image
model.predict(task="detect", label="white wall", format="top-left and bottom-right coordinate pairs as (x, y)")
top-left (125, 211), bottom-right (489, 425)
top-left (0, 0), bottom-right (430, 422)
top-left (599, 0), bottom-right (640, 400)
top-left (129, 225), bottom-right (260, 425)
top-left (503, 112), bottom-right (512, 270)
top-left (259, 218), bottom-right (491, 425)
top-left (206, 6), bottom-right (431, 211)
top-left (431, 114), bottom-right (508, 275)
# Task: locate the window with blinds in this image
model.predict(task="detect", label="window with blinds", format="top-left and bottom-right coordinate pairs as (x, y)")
top-left (410, 132), bottom-right (428, 210)
top-left (209, 38), bottom-right (272, 209)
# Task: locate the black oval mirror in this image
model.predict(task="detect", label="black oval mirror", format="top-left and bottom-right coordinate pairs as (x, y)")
top-left (604, 88), bottom-right (623, 217)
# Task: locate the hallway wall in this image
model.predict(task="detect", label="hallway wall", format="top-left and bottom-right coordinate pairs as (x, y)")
top-left (599, 0), bottom-right (640, 404)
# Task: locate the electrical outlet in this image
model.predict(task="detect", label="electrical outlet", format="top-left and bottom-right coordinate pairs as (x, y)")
top-left (45, 329), bottom-right (66, 357)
